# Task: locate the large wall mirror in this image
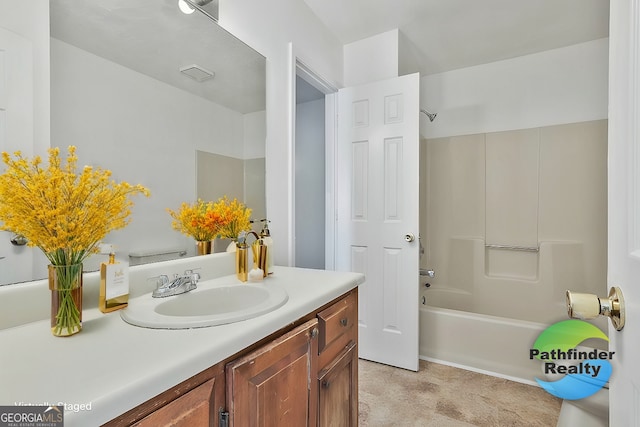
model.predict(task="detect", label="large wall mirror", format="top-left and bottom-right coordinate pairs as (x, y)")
top-left (2, 0), bottom-right (266, 285)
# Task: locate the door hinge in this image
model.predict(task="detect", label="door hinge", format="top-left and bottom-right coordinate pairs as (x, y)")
top-left (219, 409), bottom-right (229, 427)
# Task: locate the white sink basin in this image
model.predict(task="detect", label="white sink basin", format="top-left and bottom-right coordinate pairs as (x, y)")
top-left (120, 280), bottom-right (289, 329)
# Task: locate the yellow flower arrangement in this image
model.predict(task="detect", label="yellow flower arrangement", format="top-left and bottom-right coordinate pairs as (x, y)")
top-left (0, 146), bottom-right (150, 336)
top-left (213, 196), bottom-right (252, 240)
top-left (167, 196), bottom-right (252, 242)
top-left (167, 199), bottom-right (229, 241)
top-left (0, 146), bottom-right (150, 265)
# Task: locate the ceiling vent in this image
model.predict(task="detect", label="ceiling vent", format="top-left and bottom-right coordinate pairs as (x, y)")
top-left (180, 64), bottom-right (215, 82)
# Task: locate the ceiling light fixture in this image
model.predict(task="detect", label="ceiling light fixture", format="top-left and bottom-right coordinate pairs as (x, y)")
top-left (178, 0), bottom-right (215, 14)
top-left (177, 0), bottom-right (218, 22)
top-left (178, 0), bottom-right (195, 14)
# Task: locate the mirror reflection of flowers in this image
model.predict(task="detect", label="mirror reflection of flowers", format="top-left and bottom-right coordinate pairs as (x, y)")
top-left (213, 196), bottom-right (252, 241)
top-left (0, 146), bottom-right (151, 265)
top-left (167, 199), bottom-right (228, 242)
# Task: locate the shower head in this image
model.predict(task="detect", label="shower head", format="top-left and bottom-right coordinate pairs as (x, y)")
top-left (420, 109), bottom-right (437, 122)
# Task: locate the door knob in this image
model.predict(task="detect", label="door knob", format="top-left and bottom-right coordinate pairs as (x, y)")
top-left (566, 287), bottom-right (625, 331)
top-left (404, 233), bottom-right (415, 242)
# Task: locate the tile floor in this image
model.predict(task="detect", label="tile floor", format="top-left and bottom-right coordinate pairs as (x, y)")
top-left (358, 359), bottom-right (562, 426)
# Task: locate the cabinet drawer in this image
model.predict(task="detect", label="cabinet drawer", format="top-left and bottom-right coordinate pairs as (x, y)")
top-left (317, 291), bottom-right (356, 354)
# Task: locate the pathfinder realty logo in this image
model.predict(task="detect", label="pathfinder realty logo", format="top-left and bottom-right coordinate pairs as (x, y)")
top-left (530, 319), bottom-right (613, 400)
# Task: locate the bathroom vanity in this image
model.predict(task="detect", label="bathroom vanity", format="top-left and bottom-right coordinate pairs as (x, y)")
top-left (107, 288), bottom-right (357, 426)
top-left (0, 254), bottom-right (363, 426)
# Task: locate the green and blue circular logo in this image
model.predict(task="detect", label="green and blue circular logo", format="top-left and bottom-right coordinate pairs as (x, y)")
top-left (530, 319), bottom-right (613, 400)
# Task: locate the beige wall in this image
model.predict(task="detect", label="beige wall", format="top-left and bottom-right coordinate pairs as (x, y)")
top-left (197, 151), bottom-right (245, 202)
top-left (420, 120), bottom-right (607, 323)
top-left (196, 151), bottom-right (266, 252)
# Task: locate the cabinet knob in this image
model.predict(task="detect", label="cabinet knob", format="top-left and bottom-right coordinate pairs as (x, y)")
top-left (340, 318), bottom-right (348, 327)
top-left (322, 379), bottom-right (330, 389)
top-left (310, 328), bottom-right (319, 339)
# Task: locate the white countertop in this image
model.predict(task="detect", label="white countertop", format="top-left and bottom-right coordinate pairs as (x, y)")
top-left (0, 266), bottom-right (363, 426)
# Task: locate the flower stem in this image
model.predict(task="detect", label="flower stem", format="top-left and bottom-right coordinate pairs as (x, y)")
top-left (49, 263), bottom-right (83, 336)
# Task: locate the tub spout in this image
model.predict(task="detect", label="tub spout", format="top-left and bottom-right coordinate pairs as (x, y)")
top-left (420, 268), bottom-right (435, 278)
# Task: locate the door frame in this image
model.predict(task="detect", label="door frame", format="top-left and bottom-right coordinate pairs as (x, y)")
top-left (287, 44), bottom-right (339, 269)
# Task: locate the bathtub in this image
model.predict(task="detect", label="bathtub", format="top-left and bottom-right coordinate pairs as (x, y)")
top-left (419, 291), bottom-right (547, 385)
top-left (417, 238), bottom-right (611, 383)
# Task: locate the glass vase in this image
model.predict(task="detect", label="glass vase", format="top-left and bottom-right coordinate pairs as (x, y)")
top-left (48, 263), bottom-right (83, 337)
top-left (196, 240), bottom-right (212, 255)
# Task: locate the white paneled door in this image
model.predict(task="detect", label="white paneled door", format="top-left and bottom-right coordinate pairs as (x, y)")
top-left (608, 1), bottom-right (640, 425)
top-left (336, 73), bottom-right (420, 371)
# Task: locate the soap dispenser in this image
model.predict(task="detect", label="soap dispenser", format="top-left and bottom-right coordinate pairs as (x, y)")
top-left (259, 219), bottom-right (274, 275)
top-left (236, 232), bottom-right (249, 282)
top-left (99, 252), bottom-right (129, 313)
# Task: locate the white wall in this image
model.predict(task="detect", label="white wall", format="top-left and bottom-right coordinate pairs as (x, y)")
top-left (342, 28), bottom-right (422, 86)
top-left (219, 0), bottom-right (343, 266)
top-left (420, 38), bottom-right (609, 139)
top-left (295, 98), bottom-right (325, 269)
top-left (344, 29), bottom-right (399, 87)
top-left (398, 30), bottom-right (422, 77)
top-left (243, 110), bottom-right (266, 159)
top-left (0, 1), bottom-right (50, 282)
top-left (50, 38), bottom-right (247, 262)
top-left (0, 0), bottom-right (49, 156)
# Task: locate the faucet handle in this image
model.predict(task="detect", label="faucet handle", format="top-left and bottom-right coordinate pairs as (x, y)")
top-left (148, 274), bottom-right (170, 289)
top-left (184, 269), bottom-right (201, 284)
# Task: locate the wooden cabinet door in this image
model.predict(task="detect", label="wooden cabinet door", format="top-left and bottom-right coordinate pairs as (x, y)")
top-left (317, 341), bottom-right (358, 427)
top-left (134, 376), bottom-right (221, 427)
top-left (226, 319), bottom-right (319, 426)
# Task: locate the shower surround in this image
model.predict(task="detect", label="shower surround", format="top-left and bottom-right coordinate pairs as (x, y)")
top-left (419, 119), bottom-right (608, 382)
